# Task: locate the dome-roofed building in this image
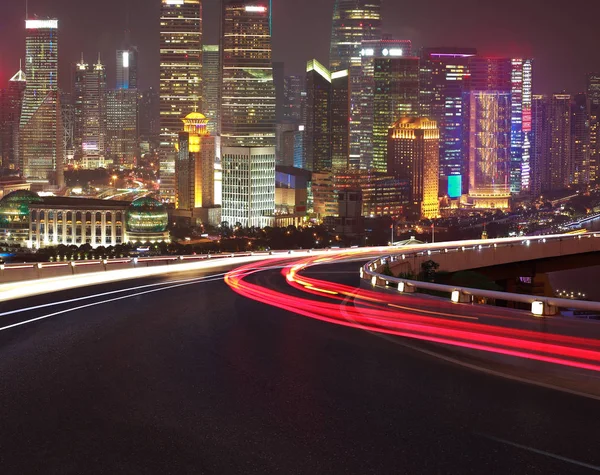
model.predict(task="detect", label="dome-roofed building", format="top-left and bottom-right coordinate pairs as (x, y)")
top-left (125, 197), bottom-right (170, 243)
top-left (0, 190), bottom-right (42, 244)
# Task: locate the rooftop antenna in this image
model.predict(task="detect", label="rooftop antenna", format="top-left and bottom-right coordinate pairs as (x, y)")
top-left (25, 0), bottom-right (28, 20)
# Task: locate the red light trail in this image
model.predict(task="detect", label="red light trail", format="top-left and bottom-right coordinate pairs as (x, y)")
top-left (225, 251), bottom-right (600, 373)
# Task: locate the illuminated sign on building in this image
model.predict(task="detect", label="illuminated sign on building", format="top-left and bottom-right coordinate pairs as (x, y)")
top-left (25, 20), bottom-right (58, 29)
top-left (448, 175), bottom-right (462, 198)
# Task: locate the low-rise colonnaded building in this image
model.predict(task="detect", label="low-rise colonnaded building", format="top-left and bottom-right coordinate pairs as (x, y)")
top-left (0, 191), bottom-right (170, 248)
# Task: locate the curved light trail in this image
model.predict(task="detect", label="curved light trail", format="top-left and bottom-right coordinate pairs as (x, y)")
top-left (225, 251), bottom-right (600, 373)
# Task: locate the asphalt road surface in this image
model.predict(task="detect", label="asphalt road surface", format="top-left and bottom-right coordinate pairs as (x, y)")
top-left (0, 261), bottom-right (599, 474)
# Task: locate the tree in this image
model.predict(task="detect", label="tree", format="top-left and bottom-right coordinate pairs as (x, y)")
top-left (420, 260), bottom-right (440, 282)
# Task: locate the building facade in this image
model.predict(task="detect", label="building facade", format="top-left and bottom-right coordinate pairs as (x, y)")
top-left (106, 89), bottom-right (138, 167)
top-left (548, 94), bottom-right (572, 190)
top-left (221, 0), bottom-right (276, 148)
top-left (19, 19), bottom-right (63, 187)
top-left (466, 91), bottom-right (512, 209)
top-left (0, 67), bottom-right (26, 170)
top-left (202, 45), bottom-right (220, 135)
top-left (221, 147), bottom-right (275, 228)
top-left (420, 48), bottom-right (476, 197)
top-left (159, 0), bottom-right (202, 202)
top-left (176, 112), bottom-right (218, 225)
top-left (221, 1), bottom-right (276, 228)
top-left (372, 56), bottom-right (420, 173)
top-left (588, 73), bottom-right (600, 182)
top-left (159, 0), bottom-right (202, 149)
top-left (387, 118), bottom-right (439, 219)
top-left (531, 94), bottom-right (549, 195)
top-left (359, 39), bottom-right (412, 171)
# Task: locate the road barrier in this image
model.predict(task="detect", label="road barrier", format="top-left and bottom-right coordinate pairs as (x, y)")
top-left (362, 233), bottom-right (600, 317)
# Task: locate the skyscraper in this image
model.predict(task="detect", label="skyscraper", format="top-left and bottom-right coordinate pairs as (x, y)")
top-left (531, 95), bottom-right (549, 195)
top-left (106, 89), bottom-right (138, 167)
top-left (329, 1), bottom-right (382, 172)
top-left (19, 19), bottom-right (63, 187)
top-left (548, 94), bottom-right (572, 190)
top-left (359, 39), bottom-right (412, 171)
top-left (330, 70), bottom-right (351, 174)
top-left (283, 75), bottom-right (304, 124)
top-left (420, 48), bottom-right (477, 197)
top-left (116, 47), bottom-right (138, 91)
top-left (305, 60), bottom-right (332, 172)
top-left (372, 56), bottom-right (420, 173)
top-left (387, 118), bottom-right (440, 219)
top-left (304, 60), bottom-right (350, 174)
top-left (74, 56), bottom-right (108, 169)
top-left (329, 0), bottom-right (382, 71)
top-left (510, 59), bottom-right (533, 194)
top-left (0, 66), bottom-right (26, 170)
top-left (202, 45), bottom-right (220, 135)
top-left (570, 93), bottom-right (590, 185)
top-left (466, 91), bottom-right (512, 209)
top-left (588, 73), bottom-right (600, 182)
top-left (465, 57), bottom-right (533, 195)
top-left (221, 0), bottom-right (276, 148)
top-left (159, 0), bottom-right (202, 149)
top-left (221, 0), bottom-right (276, 227)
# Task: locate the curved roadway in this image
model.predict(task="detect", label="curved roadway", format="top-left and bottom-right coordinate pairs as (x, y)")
top-left (0, 257), bottom-right (599, 474)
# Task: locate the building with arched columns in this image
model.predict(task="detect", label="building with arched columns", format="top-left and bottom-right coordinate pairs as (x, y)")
top-left (28, 197), bottom-right (129, 248)
top-left (0, 191), bottom-right (170, 248)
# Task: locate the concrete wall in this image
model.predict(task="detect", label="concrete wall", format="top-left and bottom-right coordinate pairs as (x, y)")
top-left (390, 235), bottom-right (600, 276)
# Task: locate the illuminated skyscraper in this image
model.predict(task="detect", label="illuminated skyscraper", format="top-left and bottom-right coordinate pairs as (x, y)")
top-left (73, 56), bottom-right (108, 169)
top-left (304, 60), bottom-right (350, 174)
top-left (387, 118), bottom-right (439, 219)
top-left (116, 47), bottom-right (138, 91)
top-left (372, 56), bottom-right (419, 173)
top-left (329, 1), bottom-right (382, 171)
top-left (548, 94), bottom-right (572, 190)
top-left (531, 94), bottom-right (549, 195)
top-left (159, 0), bottom-right (202, 149)
top-left (19, 19), bottom-right (63, 187)
top-left (221, 1), bottom-right (276, 227)
top-left (420, 48), bottom-right (476, 197)
top-left (221, 1), bottom-right (276, 147)
top-left (466, 91), bottom-right (511, 209)
top-left (329, 0), bottom-right (382, 71)
top-left (202, 45), bottom-right (220, 135)
top-left (283, 75), bottom-right (304, 124)
top-left (0, 65), bottom-right (26, 170)
top-left (106, 89), bottom-right (138, 167)
top-left (305, 60), bottom-right (332, 172)
top-left (588, 73), bottom-right (600, 182)
top-left (359, 39), bottom-right (412, 170)
top-left (570, 93), bottom-right (590, 185)
top-left (463, 57), bottom-right (533, 195)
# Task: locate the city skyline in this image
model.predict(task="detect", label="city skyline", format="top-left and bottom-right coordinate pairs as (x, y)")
top-left (0, 0), bottom-right (598, 95)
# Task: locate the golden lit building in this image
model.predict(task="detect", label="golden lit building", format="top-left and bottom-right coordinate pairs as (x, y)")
top-left (176, 112), bottom-right (219, 225)
top-left (466, 91), bottom-right (511, 210)
top-left (387, 117), bottom-right (439, 219)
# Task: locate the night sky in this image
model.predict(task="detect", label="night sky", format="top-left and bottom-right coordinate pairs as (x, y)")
top-left (0, 0), bottom-right (598, 93)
